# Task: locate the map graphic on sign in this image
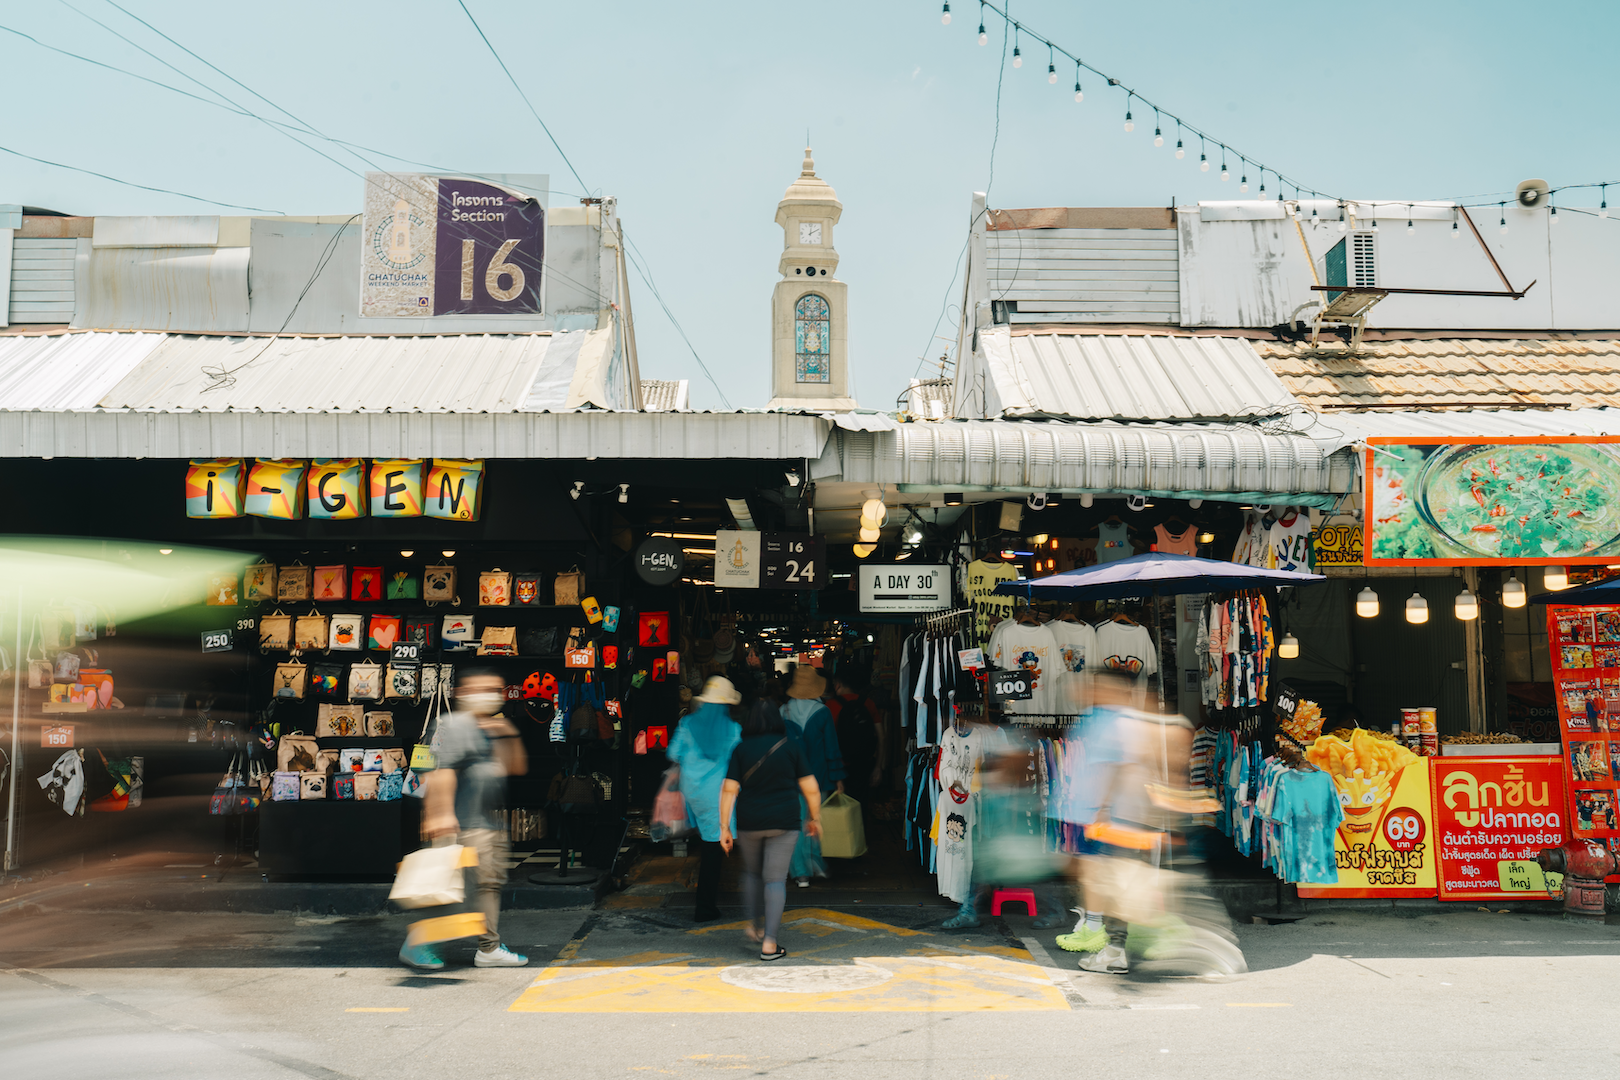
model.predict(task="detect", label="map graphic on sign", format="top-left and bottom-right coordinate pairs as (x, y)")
top-left (361, 172), bottom-right (546, 317)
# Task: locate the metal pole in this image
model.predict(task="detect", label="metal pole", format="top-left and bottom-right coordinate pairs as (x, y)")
top-left (5, 595), bottom-right (23, 871)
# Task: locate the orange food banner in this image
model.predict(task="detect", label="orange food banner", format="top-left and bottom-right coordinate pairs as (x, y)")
top-left (1545, 604), bottom-right (1620, 840)
top-left (1297, 729), bottom-right (1439, 899)
top-left (1430, 756), bottom-right (1568, 901)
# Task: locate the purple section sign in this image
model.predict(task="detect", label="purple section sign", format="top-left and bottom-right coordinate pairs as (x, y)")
top-left (432, 179), bottom-right (545, 316)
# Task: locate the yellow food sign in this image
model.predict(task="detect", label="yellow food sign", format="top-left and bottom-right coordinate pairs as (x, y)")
top-left (1299, 729), bottom-right (1438, 898)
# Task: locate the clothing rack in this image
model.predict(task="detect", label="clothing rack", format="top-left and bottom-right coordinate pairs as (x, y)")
top-left (917, 608), bottom-right (972, 632)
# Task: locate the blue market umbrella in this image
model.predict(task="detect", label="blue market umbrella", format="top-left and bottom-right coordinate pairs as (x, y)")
top-left (1529, 576), bottom-right (1620, 606)
top-left (991, 551), bottom-right (1325, 601)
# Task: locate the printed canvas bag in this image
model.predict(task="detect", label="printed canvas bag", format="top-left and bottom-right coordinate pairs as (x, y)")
top-left (386, 662), bottom-right (418, 699)
top-left (477, 626), bottom-right (518, 657)
top-left (313, 565), bottom-right (347, 602)
top-left (405, 617), bottom-right (436, 649)
top-left (317, 703), bottom-right (363, 739)
top-left (364, 710), bottom-right (396, 737)
top-left (514, 573), bottom-right (543, 606)
top-left (423, 563), bottom-right (457, 603)
top-left (206, 573), bottom-right (239, 606)
top-left (441, 614), bottom-right (476, 651)
top-left (349, 661), bottom-right (383, 701)
top-left (277, 563), bottom-right (311, 602)
top-left (368, 616), bottom-right (402, 651)
top-left (479, 569), bottom-right (513, 606)
top-left (294, 611), bottom-right (329, 651)
top-left (244, 561), bottom-right (278, 603)
top-left (554, 566), bottom-right (585, 606)
top-left (329, 613), bottom-right (364, 652)
top-left (276, 734), bottom-right (319, 772)
top-left (387, 571), bottom-right (419, 600)
top-left (351, 566), bottom-right (384, 603)
top-left (273, 659), bottom-right (307, 699)
top-left (309, 662), bottom-right (344, 698)
top-left (299, 772), bottom-right (327, 799)
top-left (259, 610), bottom-right (292, 652)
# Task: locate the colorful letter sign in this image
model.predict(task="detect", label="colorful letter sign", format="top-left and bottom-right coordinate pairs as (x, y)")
top-left (185, 459), bottom-right (246, 518)
top-left (424, 459), bottom-right (485, 521)
top-left (246, 459), bottom-right (307, 520)
top-left (368, 460), bottom-right (423, 518)
top-left (307, 459), bottom-right (367, 519)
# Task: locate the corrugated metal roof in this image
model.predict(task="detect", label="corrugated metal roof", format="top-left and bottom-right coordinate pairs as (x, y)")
top-left (1258, 338), bottom-right (1620, 410)
top-left (640, 379), bottom-right (689, 412)
top-left (0, 331), bottom-right (168, 409)
top-left (832, 419), bottom-right (1351, 504)
top-left (100, 332), bottom-right (556, 413)
top-left (1288, 406), bottom-right (1620, 453)
top-left (980, 328), bottom-right (1298, 421)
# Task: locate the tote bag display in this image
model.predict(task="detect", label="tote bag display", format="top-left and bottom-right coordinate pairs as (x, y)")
top-left (479, 570), bottom-right (513, 606)
top-left (424, 458), bottom-right (485, 521)
top-left (206, 573), bottom-right (239, 607)
top-left (405, 617), bottom-right (436, 649)
top-left (387, 572), bottom-right (418, 600)
top-left (313, 565), bottom-right (348, 602)
top-left (365, 710), bottom-right (397, 737)
top-left (554, 566), bottom-right (586, 606)
top-left (244, 561), bottom-right (278, 603)
top-left (351, 566), bottom-right (384, 603)
top-left (294, 611), bottom-right (329, 652)
top-left (477, 626), bottom-right (518, 657)
top-left (368, 616), bottom-right (402, 651)
top-left (329, 614), bottom-right (364, 652)
top-left (385, 663), bottom-right (418, 699)
top-left (273, 660), bottom-right (307, 699)
top-left (277, 564), bottom-right (311, 602)
top-left (276, 734), bottom-right (319, 772)
top-left (309, 662), bottom-right (344, 698)
top-left (245, 458), bottom-right (307, 519)
top-left (349, 662), bottom-right (383, 701)
top-left (514, 573), bottom-right (543, 606)
top-left (307, 458), bottom-right (366, 519)
top-left (317, 703), bottom-right (363, 739)
top-left (258, 610), bottom-right (292, 652)
top-left (423, 564), bottom-right (457, 603)
top-left (441, 615), bottom-right (476, 651)
top-left (185, 459), bottom-right (246, 518)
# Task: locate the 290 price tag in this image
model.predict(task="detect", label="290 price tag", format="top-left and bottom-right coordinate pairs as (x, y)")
top-left (390, 642), bottom-right (422, 663)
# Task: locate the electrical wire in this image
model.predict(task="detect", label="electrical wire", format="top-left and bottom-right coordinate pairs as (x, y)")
top-left (455, 0), bottom-right (589, 197)
top-left (622, 232), bottom-right (731, 410)
top-left (0, 143), bottom-right (282, 213)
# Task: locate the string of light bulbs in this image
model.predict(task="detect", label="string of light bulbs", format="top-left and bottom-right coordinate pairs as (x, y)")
top-left (937, 0), bottom-right (1338, 202)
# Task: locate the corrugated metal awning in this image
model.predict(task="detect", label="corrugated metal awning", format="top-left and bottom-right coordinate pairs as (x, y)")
top-left (830, 419), bottom-right (1352, 505)
top-left (1291, 407), bottom-right (1620, 453)
top-left (979, 328), bottom-right (1299, 422)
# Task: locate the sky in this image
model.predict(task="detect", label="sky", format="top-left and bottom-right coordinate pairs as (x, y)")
top-left (3, 0), bottom-right (1616, 411)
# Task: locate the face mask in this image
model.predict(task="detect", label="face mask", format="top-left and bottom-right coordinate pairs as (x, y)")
top-left (461, 691), bottom-right (504, 715)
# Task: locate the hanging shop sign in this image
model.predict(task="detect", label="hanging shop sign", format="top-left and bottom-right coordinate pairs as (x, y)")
top-left (1430, 756), bottom-right (1568, 902)
top-left (634, 538), bottom-right (684, 586)
top-left (1312, 518), bottom-right (1363, 567)
top-left (987, 668), bottom-right (1033, 702)
top-left (760, 533), bottom-right (824, 590)
top-left (185, 459), bottom-right (484, 521)
top-left (712, 531), bottom-right (826, 590)
top-left (1364, 437), bottom-right (1620, 565)
top-left (360, 172), bottom-right (546, 317)
top-left (1297, 730), bottom-right (1439, 899)
top-left (1544, 605), bottom-right (1620, 840)
top-left (858, 564), bottom-right (951, 613)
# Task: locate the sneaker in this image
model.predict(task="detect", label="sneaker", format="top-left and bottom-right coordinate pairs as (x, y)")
top-left (795, 878), bottom-right (811, 889)
top-left (399, 943), bottom-right (444, 972)
top-left (1077, 944), bottom-right (1129, 974)
top-left (1055, 928), bottom-right (1108, 954)
top-left (474, 945), bottom-right (530, 968)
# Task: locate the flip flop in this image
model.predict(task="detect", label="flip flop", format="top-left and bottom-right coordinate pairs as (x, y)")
top-left (759, 946), bottom-right (788, 962)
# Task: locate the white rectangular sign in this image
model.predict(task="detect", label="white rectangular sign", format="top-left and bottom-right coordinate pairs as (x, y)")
top-left (714, 530), bottom-right (762, 589)
top-left (859, 564), bottom-right (951, 613)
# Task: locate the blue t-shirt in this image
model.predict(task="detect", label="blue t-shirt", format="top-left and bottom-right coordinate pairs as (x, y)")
top-left (1272, 770), bottom-right (1343, 884)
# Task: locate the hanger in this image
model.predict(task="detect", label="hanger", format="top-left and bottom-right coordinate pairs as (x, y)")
top-left (1015, 604), bottom-right (1042, 627)
top-left (1102, 514), bottom-right (1123, 526)
top-left (1057, 605), bottom-right (1081, 624)
top-left (1110, 609), bottom-right (1138, 626)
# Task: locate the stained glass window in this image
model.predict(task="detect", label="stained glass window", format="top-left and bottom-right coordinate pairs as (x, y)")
top-left (795, 293), bottom-right (831, 383)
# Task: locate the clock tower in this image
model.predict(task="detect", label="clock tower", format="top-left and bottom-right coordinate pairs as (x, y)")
top-left (767, 148), bottom-right (856, 411)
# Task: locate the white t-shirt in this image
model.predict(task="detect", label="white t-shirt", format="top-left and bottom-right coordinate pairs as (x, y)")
top-left (989, 621), bottom-right (1061, 718)
top-left (1268, 509), bottom-right (1313, 572)
top-left (935, 722), bottom-right (986, 902)
top-left (1094, 620), bottom-right (1159, 707)
top-left (1049, 619), bottom-right (1098, 717)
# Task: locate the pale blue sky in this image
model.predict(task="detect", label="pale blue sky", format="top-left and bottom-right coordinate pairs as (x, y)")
top-left (2, 1), bottom-right (1611, 409)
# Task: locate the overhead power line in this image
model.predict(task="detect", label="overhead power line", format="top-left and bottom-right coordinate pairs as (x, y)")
top-left (0, 144), bottom-right (283, 213)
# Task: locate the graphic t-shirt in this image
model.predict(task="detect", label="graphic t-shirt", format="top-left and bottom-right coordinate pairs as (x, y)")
top-left (1096, 521), bottom-right (1134, 564)
top-left (935, 722), bottom-right (987, 902)
top-left (1267, 510), bottom-right (1313, 572)
top-left (1049, 619), bottom-right (1098, 716)
top-left (1270, 769), bottom-right (1343, 884)
top-left (989, 621), bottom-right (1061, 717)
top-left (1093, 620), bottom-right (1159, 707)
top-left (963, 559), bottom-right (1018, 646)
top-left (1153, 523), bottom-right (1198, 556)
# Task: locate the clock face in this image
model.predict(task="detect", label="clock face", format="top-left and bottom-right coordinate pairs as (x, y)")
top-left (799, 221), bottom-right (822, 245)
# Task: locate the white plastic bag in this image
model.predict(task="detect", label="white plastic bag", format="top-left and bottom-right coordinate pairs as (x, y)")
top-left (388, 843), bottom-right (465, 909)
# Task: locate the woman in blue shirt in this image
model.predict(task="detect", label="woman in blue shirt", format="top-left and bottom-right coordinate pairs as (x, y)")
top-left (667, 676), bottom-right (743, 922)
top-left (780, 665), bottom-right (844, 886)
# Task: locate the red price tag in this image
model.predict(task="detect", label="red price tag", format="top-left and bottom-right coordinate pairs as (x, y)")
top-left (41, 725), bottom-right (74, 748)
top-left (1383, 807), bottom-right (1427, 852)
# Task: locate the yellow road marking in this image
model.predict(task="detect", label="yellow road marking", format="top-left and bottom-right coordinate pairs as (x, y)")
top-left (687, 908), bottom-right (931, 938)
top-left (346, 1007), bottom-right (409, 1013)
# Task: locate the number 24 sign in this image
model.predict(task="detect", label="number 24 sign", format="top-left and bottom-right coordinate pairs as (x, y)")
top-left (760, 534), bottom-right (825, 591)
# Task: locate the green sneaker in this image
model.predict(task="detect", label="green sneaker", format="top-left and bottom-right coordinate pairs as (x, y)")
top-left (399, 943), bottom-right (444, 971)
top-left (1055, 928), bottom-right (1108, 953)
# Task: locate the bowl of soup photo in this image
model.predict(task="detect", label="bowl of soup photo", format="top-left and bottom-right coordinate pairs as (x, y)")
top-left (1416, 443), bottom-right (1620, 559)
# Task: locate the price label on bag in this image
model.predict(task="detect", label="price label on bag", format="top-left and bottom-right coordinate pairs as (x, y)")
top-left (41, 725), bottom-right (74, 747)
top-left (988, 668), bottom-right (1033, 702)
top-left (201, 629), bottom-right (234, 653)
top-left (390, 642), bottom-right (422, 663)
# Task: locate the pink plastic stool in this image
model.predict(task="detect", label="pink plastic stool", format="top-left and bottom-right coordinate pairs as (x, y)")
top-left (990, 887), bottom-right (1037, 917)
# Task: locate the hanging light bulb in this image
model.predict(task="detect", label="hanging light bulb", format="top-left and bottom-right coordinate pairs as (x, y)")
top-left (1200, 153), bottom-right (1209, 172)
top-left (941, 1), bottom-right (951, 24)
top-left (1451, 219), bottom-right (1460, 238)
top-left (859, 514), bottom-right (881, 532)
top-left (1278, 633), bottom-right (1300, 659)
top-left (1407, 215), bottom-right (1415, 235)
top-left (1602, 185), bottom-right (1609, 218)
top-left (1124, 95), bottom-right (1133, 131)
top-left (1175, 139), bottom-right (1185, 159)
top-left (1544, 565), bottom-right (1569, 591)
top-left (1154, 126), bottom-right (1163, 147)
top-left (1502, 574), bottom-right (1527, 608)
top-left (1371, 219), bottom-right (1380, 232)
top-left (1239, 171), bottom-right (1248, 193)
top-left (1080, 493), bottom-right (1094, 508)
top-left (1356, 586), bottom-right (1380, 618)
top-left (1047, 52), bottom-right (1057, 83)
top-left (1405, 592), bottom-right (1430, 625)
top-left (1220, 162), bottom-right (1229, 181)
top-left (1551, 202), bottom-right (1560, 225)
top-left (853, 543), bottom-right (875, 558)
top-left (861, 497), bottom-right (885, 522)
top-left (859, 525), bottom-right (881, 543)
top-left (1074, 78), bottom-right (1083, 102)
top-left (1454, 588), bottom-right (1479, 621)
top-left (1310, 205), bottom-right (1318, 219)
top-left (1338, 205), bottom-right (1348, 232)
top-left (1499, 202), bottom-right (1508, 234)
top-left (1012, 43), bottom-right (1022, 66)
top-left (978, 14), bottom-right (987, 44)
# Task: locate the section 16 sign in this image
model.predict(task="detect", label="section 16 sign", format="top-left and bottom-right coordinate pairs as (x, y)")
top-left (361, 173), bottom-right (545, 317)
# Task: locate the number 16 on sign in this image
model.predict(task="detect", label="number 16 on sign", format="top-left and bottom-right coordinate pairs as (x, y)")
top-left (761, 534), bottom-right (825, 590)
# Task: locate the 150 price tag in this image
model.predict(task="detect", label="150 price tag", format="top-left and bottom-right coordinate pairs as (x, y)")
top-left (41, 725), bottom-right (74, 748)
top-left (201, 629), bottom-right (234, 653)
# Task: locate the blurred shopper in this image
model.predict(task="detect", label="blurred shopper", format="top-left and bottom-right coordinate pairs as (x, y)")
top-left (826, 671), bottom-right (885, 813)
top-left (780, 666), bottom-right (843, 886)
top-left (719, 699), bottom-right (823, 961)
top-left (668, 676), bottom-right (744, 923)
top-left (400, 669), bottom-right (529, 971)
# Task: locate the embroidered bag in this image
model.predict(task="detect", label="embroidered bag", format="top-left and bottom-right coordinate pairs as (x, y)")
top-left (313, 565), bottom-right (347, 602)
top-left (351, 566), bottom-right (384, 603)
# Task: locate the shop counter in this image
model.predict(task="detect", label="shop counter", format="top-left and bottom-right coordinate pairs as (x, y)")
top-left (259, 799), bottom-right (418, 879)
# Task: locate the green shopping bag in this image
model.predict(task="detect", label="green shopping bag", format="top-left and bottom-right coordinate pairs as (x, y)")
top-left (819, 792), bottom-right (868, 859)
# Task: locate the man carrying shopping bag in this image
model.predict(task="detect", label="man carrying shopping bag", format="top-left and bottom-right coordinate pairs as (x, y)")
top-left (398, 668), bottom-right (529, 971)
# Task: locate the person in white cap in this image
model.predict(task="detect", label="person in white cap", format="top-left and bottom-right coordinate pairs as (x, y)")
top-left (668, 676), bottom-right (744, 921)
